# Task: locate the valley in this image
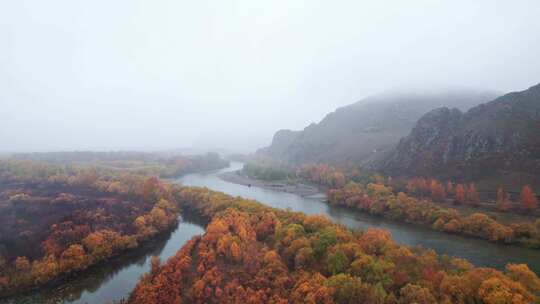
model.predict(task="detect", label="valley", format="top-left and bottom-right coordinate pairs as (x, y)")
top-left (4, 162), bottom-right (540, 303)
top-left (3, 2), bottom-right (540, 302)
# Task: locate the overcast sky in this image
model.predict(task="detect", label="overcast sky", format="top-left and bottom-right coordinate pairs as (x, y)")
top-left (1, 0), bottom-right (540, 153)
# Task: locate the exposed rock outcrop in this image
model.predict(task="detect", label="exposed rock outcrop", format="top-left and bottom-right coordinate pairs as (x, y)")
top-left (381, 83), bottom-right (540, 189)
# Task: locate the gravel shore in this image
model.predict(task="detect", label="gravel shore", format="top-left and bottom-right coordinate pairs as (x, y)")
top-left (218, 170), bottom-right (326, 200)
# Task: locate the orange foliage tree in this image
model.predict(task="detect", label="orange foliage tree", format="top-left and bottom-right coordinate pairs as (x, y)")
top-left (520, 185), bottom-right (538, 211)
top-left (429, 179), bottom-right (446, 201)
top-left (466, 183), bottom-right (480, 206)
top-left (454, 184), bottom-right (466, 205)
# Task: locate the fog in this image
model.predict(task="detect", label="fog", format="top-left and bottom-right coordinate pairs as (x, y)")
top-left (1, 0), bottom-right (540, 153)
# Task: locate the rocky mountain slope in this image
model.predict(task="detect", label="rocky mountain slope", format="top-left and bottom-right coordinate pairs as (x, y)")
top-left (257, 90), bottom-right (498, 165)
top-left (381, 83), bottom-right (540, 190)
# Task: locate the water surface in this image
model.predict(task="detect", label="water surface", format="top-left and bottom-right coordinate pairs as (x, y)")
top-left (3, 220), bottom-right (204, 304)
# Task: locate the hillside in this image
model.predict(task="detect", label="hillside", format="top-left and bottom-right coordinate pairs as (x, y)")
top-left (380, 83), bottom-right (540, 191)
top-left (257, 90), bottom-right (498, 166)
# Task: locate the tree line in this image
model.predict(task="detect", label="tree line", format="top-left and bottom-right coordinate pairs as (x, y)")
top-left (295, 164), bottom-right (538, 212)
top-left (291, 164), bottom-right (540, 247)
top-left (9, 151), bottom-right (229, 179)
top-left (403, 177), bottom-right (538, 212)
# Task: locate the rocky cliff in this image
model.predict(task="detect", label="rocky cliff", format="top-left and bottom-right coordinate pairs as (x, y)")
top-left (381, 83), bottom-right (540, 189)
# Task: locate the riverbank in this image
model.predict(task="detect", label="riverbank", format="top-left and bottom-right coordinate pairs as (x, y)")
top-left (2, 219), bottom-right (206, 304)
top-left (0, 220), bottom-right (180, 303)
top-left (218, 170), bottom-right (326, 200)
top-left (220, 167), bottom-right (540, 250)
top-left (180, 162), bottom-right (540, 275)
top-left (128, 186), bottom-right (540, 304)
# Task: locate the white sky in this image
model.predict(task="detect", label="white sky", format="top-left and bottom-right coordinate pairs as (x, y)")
top-left (1, 0), bottom-right (540, 153)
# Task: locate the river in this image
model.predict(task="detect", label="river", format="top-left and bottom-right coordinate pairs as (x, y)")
top-left (180, 162), bottom-right (540, 273)
top-left (4, 161), bottom-right (540, 303)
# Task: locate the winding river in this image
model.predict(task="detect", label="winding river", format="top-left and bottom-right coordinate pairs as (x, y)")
top-left (180, 162), bottom-right (540, 273)
top-left (4, 162), bottom-right (540, 303)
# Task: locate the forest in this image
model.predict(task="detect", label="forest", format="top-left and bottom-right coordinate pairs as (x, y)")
top-left (2, 158), bottom-right (540, 303)
top-left (10, 151), bottom-right (229, 178)
top-left (0, 158), bottom-right (203, 297)
top-left (128, 186), bottom-right (540, 304)
top-left (293, 164), bottom-right (540, 248)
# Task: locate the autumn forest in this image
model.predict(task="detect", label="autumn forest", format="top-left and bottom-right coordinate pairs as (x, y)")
top-left (1, 149), bottom-right (540, 304)
top-left (3, 2), bottom-right (540, 303)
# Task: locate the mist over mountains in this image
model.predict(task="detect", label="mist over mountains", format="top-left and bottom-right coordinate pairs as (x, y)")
top-left (256, 89), bottom-right (499, 166)
top-left (255, 82), bottom-right (540, 191)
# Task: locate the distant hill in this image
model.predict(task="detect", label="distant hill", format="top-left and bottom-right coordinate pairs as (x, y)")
top-left (380, 83), bottom-right (540, 191)
top-left (257, 89), bottom-right (499, 166)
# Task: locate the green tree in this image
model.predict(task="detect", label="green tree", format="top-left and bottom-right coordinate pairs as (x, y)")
top-left (313, 228), bottom-right (337, 259)
top-left (327, 250), bottom-right (350, 275)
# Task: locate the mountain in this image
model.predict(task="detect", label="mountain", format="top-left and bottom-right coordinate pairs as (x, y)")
top-left (380, 83), bottom-right (540, 190)
top-left (257, 89), bottom-right (499, 166)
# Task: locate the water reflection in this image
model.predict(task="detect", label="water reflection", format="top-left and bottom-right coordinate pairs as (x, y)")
top-left (2, 220), bottom-right (204, 304)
